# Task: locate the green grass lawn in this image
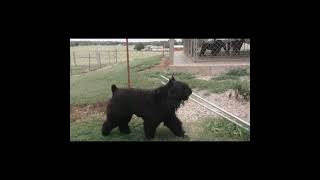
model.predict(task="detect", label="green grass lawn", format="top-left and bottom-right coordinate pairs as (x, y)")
top-left (70, 55), bottom-right (250, 141)
top-left (70, 56), bottom-right (162, 105)
top-left (70, 115), bottom-right (249, 141)
top-left (70, 64), bottom-right (111, 75)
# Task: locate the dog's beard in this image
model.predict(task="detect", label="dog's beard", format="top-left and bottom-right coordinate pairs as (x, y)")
top-left (167, 98), bottom-right (187, 113)
top-left (180, 99), bottom-right (186, 106)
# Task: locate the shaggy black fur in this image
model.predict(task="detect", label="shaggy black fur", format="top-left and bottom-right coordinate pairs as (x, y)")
top-left (102, 76), bottom-right (192, 139)
top-left (225, 39), bottom-right (245, 56)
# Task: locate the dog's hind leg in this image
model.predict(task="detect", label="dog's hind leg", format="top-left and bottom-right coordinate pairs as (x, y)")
top-left (102, 120), bottom-right (117, 136)
top-left (102, 114), bottom-right (118, 136)
top-left (199, 48), bottom-right (205, 56)
top-left (118, 114), bottom-right (133, 134)
top-left (143, 120), bottom-right (160, 139)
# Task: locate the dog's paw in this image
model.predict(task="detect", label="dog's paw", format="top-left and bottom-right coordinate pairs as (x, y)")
top-left (120, 129), bottom-right (131, 134)
top-left (102, 130), bottom-right (110, 136)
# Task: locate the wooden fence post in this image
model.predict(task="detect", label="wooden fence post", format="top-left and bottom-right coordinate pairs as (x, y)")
top-left (126, 39), bottom-right (131, 88)
top-left (70, 55), bottom-right (72, 74)
top-left (97, 51), bottom-right (101, 68)
top-left (89, 52), bottom-right (91, 71)
top-left (108, 51), bottom-right (111, 65)
top-left (163, 42), bottom-right (165, 57)
top-left (73, 52), bottom-right (77, 66)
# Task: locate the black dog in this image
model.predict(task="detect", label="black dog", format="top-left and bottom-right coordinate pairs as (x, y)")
top-left (102, 76), bottom-right (192, 139)
top-left (199, 40), bottom-right (227, 56)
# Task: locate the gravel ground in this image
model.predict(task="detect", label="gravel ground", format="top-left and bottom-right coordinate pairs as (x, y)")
top-left (176, 98), bottom-right (217, 122)
top-left (176, 90), bottom-right (250, 123)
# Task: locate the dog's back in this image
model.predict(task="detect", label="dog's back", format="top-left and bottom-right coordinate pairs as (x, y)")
top-left (109, 85), bottom-right (158, 116)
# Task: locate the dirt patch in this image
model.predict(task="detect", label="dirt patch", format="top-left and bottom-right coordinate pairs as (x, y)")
top-left (156, 57), bottom-right (170, 68)
top-left (141, 57), bottom-right (170, 72)
top-left (195, 75), bottom-right (214, 81)
top-left (70, 101), bottom-right (107, 121)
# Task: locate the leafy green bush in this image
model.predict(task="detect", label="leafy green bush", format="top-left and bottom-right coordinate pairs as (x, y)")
top-left (234, 80), bottom-right (250, 100)
top-left (225, 68), bottom-right (249, 76)
top-left (134, 43), bottom-right (145, 51)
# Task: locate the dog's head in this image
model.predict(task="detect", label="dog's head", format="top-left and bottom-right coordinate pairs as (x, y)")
top-left (167, 76), bottom-right (192, 102)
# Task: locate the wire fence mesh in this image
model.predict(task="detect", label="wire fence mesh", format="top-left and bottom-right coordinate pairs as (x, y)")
top-left (70, 46), bottom-right (169, 75)
top-left (183, 39), bottom-right (250, 61)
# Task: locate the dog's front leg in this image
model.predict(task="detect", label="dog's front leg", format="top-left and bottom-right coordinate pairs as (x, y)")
top-left (143, 121), bottom-right (158, 139)
top-left (164, 115), bottom-right (185, 137)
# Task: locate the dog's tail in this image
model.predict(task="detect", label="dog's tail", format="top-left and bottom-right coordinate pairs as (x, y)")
top-left (111, 84), bottom-right (118, 94)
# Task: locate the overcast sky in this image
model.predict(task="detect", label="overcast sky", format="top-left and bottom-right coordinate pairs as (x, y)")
top-left (70, 39), bottom-right (181, 42)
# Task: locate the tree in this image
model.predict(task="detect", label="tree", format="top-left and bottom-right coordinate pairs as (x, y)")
top-left (162, 40), bottom-right (171, 48)
top-left (134, 43), bottom-right (145, 51)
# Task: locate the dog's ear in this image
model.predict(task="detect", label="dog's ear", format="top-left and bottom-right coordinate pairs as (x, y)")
top-left (170, 75), bottom-right (175, 81)
top-left (111, 84), bottom-right (118, 94)
top-left (168, 76), bottom-right (175, 86)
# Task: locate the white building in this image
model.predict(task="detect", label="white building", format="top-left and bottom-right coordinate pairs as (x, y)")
top-left (174, 45), bottom-right (184, 51)
top-left (143, 45), bottom-right (164, 51)
top-left (151, 46), bottom-right (163, 51)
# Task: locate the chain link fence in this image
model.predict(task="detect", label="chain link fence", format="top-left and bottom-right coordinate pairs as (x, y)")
top-left (183, 39), bottom-right (250, 61)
